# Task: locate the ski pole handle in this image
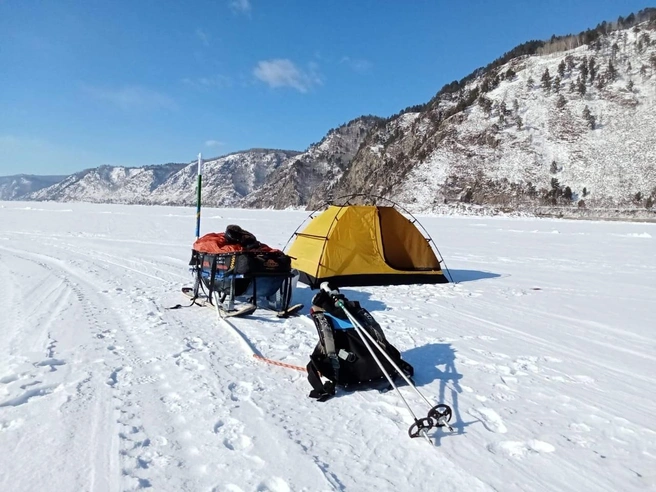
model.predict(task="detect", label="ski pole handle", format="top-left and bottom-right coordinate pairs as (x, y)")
top-left (320, 281), bottom-right (338, 295)
top-left (320, 281), bottom-right (342, 305)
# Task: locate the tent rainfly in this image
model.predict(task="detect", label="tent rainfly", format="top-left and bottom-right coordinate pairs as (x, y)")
top-left (286, 205), bottom-right (449, 288)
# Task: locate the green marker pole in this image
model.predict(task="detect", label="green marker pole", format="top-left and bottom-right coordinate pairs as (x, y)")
top-left (195, 153), bottom-right (202, 239)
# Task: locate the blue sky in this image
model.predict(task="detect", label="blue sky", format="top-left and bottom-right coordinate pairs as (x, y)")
top-left (0, 0), bottom-right (651, 176)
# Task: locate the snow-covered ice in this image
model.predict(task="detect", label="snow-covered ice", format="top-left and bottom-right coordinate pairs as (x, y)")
top-left (0, 201), bottom-right (654, 491)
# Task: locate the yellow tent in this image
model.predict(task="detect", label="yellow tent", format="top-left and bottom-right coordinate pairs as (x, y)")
top-left (286, 205), bottom-right (448, 288)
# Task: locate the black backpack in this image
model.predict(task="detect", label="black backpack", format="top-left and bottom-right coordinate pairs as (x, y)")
top-left (306, 289), bottom-right (414, 401)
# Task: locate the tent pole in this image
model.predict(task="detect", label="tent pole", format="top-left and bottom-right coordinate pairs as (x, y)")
top-left (195, 153), bottom-right (203, 240)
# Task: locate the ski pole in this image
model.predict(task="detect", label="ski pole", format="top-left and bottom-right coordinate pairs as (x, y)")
top-left (333, 297), bottom-right (433, 442)
top-left (320, 282), bottom-right (453, 433)
top-left (338, 302), bottom-right (453, 431)
top-left (338, 301), bottom-right (432, 409)
top-left (320, 284), bottom-right (435, 440)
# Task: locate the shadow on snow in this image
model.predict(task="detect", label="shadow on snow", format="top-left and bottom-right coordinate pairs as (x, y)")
top-left (448, 269), bottom-right (501, 283)
top-left (291, 286), bottom-right (388, 313)
top-left (403, 342), bottom-right (477, 443)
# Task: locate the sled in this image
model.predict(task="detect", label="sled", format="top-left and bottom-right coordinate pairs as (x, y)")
top-left (181, 286), bottom-right (303, 318)
top-left (186, 225), bottom-right (303, 317)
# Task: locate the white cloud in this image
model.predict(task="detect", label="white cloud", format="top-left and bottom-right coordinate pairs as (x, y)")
top-left (340, 56), bottom-right (373, 73)
top-left (229, 0), bottom-right (251, 15)
top-left (196, 28), bottom-right (210, 46)
top-left (205, 140), bottom-right (225, 148)
top-left (182, 75), bottom-right (232, 90)
top-left (253, 59), bottom-right (321, 93)
top-left (82, 85), bottom-right (176, 111)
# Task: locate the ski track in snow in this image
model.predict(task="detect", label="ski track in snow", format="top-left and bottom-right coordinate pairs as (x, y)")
top-left (1, 202), bottom-right (655, 492)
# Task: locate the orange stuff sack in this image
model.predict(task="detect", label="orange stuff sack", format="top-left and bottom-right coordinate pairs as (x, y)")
top-left (192, 232), bottom-right (280, 255)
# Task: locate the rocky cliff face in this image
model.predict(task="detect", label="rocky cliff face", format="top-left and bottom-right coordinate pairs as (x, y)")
top-left (241, 116), bottom-right (383, 209)
top-left (330, 16), bottom-right (656, 216)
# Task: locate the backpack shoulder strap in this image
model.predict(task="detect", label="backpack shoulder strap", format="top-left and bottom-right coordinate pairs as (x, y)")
top-left (311, 311), bottom-right (337, 356)
top-left (306, 360), bottom-right (335, 402)
top-left (307, 311), bottom-right (340, 399)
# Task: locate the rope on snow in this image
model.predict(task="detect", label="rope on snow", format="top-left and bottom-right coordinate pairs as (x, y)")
top-left (253, 354), bottom-right (307, 372)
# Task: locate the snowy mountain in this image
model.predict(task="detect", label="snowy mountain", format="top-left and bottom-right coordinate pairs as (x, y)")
top-left (26, 163), bottom-right (188, 204)
top-left (151, 149), bottom-right (301, 207)
top-left (6, 11), bottom-right (656, 220)
top-left (242, 13), bottom-right (656, 218)
top-left (0, 174), bottom-right (66, 200)
top-left (23, 150), bottom-right (301, 206)
top-left (241, 116), bottom-right (383, 209)
top-left (328, 13), bottom-right (656, 218)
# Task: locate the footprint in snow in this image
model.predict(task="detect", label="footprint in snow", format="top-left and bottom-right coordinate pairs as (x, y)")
top-left (134, 448), bottom-right (170, 470)
top-left (510, 356), bottom-right (540, 374)
top-left (214, 418), bottom-right (252, 452)
top-left (218, 484), bottom-right (246, 492)
top-left (34, 358), bottom-right (66, 371)
top-left (500, 375), bottom-right (518, 387)
top-left (160, 392), bottom-right (186, 413)
top-left (228, 382), bottom-right (252, 401)
top-left (492, 382), bottom-right (516, 402)
top-left (107, 366), bottom-right (131, 388)
top-left (174, 351), bottom-right (205, 371)
top-left (0, 373), bottom-right (20, 385)
top-left (571, 375), bottom-right (595, 384)
top-left (257, 476), bottom-right (292, 492)
top-left (469, 407), bottom-right (508, 433)
top-left (0, 384), bottom-right (61, 408)
top-left (471, 348), bottom-right (509, 360)
top-left (0, 418), bottom-right (25, 432)
top-left (96, 329), bottom-right (116, 340)
top-left (456, 355), bottom-right (480, 366)
top-left (185, 337), bottom-right (208, 352)
top-left (223, 434), bottom-right (252, 451)
top-left (487, 440), bottom-right (555, 458)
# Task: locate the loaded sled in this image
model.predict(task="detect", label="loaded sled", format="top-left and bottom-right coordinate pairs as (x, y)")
top-left (186, 225), bottom-right (302, 317)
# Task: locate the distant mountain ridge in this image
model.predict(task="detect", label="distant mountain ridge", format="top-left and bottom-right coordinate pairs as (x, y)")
top-left (26, 163), bottom-right (189, 204)
top-left (3, 9), bottom-right (656, 220)
top-left (0, 174), bottom-right (67, 200)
